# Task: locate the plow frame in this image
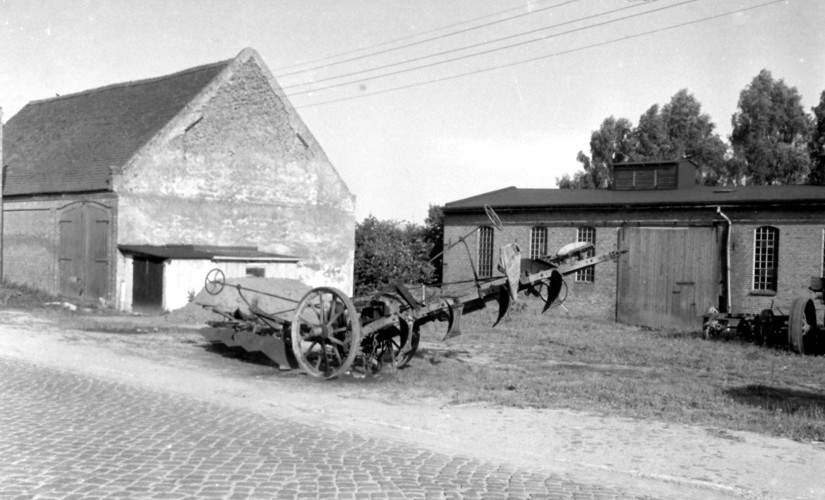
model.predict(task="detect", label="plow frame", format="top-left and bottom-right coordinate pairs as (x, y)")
top-left (200, 206), bottom-right (626, 379)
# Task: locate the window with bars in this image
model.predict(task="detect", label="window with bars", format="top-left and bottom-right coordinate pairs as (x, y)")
top-left (530, 227), bottom-right (547, 259)
top-left (753, 226), bottom-right (779, 292)
top-left (477, 226), bottom-right (494, 278)
top-left (575, 226), bottom-right (596, 283)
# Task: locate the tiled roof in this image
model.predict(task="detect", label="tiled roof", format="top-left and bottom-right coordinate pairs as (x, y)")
top-left (2, 59), bottom-right (230, 196)
top-left (118, 245), bottom-right (298, 261)
top-left (444, 185), bottom-right (825, 211)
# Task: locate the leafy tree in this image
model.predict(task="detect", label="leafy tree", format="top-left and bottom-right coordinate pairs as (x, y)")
top-left (423, 204), bottom-right (444, 284)
top-left (730, 69), bottom-right (811, 185)
top-left (354, 216), bottom-right (434, 296)
top-left (808, 90), bottom-right (825, 185)
top-left (632, 90), bottom-right (728, 184)
top-left (558, 116), bottom-right (634, 189)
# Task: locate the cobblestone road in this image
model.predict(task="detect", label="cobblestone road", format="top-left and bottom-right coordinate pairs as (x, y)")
top-left (0, 357), bottom-right (643, 500)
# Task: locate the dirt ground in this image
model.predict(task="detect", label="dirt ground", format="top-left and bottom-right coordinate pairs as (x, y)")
top-left (2, 307), bottom-right (824, 500)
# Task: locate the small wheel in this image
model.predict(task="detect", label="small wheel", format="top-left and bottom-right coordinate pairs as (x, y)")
top-left (754, 309), bottom-right (776, 345)
top-left (788, 298), bottom-right (817, 354)
top-left (205, 269), bottom-right (225, 295)
top-left (290, 287), bottom-right (360, 378)
top-left (736, 319), bottom-right (752, 339)
top-left (355, 294), bottom-right (418, 375)
top-left (484, 205), bottom-right (504, 231)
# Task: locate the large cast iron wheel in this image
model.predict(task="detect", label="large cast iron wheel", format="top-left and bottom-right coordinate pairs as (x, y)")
top-left (788, 297), bottom-right (817, 355)
top-left (290, 287), bottom-right (360, 378)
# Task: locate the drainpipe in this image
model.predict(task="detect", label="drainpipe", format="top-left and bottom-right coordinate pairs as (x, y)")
top-left (716, 206), bottom-right (732, 313)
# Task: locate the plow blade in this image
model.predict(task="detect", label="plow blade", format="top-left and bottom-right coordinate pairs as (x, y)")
top-left (443, 302), bottom-right (465, 340)
top-left (542, 270), bottom-right (564, 313)
top-left (199, 327), bottom-right (296, 370)
top-left (493, 287), bottom-right (511, 327)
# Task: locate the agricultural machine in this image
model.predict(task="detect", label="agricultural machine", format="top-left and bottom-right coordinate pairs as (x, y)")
top-left (199, 206), bottom-right (626, 378)
top-left (702, 277), bottom-right (824, 355)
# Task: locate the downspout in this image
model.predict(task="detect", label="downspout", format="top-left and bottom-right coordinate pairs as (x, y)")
top-left (716, 206), bottom-right (732, 313)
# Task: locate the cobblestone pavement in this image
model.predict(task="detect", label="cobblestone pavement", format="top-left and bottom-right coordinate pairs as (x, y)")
top-left (0, 357), bottom-right (642, 500)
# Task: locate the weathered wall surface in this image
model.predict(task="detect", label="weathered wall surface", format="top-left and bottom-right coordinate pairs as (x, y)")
top-left (444, 205), bottom-right (825, 325)
top-left (114, 53), bottom-right (355, 298)
top-left (443, 210), bottom-right (621, 320)
top-left (3, 195), bottom-right (117, 299)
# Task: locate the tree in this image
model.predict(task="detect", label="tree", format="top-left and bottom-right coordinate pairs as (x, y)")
top-left (354, 216), bottom-right (434, 296)
top-left (632, 90), bottom-right (728, 184)
top-left (423, 204), bottom-right (444, 284)
top-left (730, 69), bottom-right (811, 185)
top-left (558, 116), bottom-right (634, 189)
top-left (808, 90), bottom-right (825, 185)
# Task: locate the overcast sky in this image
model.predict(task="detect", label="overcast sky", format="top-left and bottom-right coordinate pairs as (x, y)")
top-left (1, 0), bottom-right (822, 223)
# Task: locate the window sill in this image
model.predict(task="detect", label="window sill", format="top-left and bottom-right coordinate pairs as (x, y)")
top-left (749, 290), bottom-right (777, 297)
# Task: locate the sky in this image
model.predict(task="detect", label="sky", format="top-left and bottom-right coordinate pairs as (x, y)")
top-left (1, 0), bottom-right (822, 224)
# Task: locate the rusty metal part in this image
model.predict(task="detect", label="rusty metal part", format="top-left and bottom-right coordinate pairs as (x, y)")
top-left (290, 287), bottom-right (360, 379)
top-left (788, 297), bottom-right (817, 355)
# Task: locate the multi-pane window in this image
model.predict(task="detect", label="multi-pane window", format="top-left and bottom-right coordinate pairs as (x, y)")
top-left (575, 226), bottom-right (596, 283)
top-left (530, 227), bottom-right (547, 259)
top-left (478, 226), bottom-right (494, 278)
top-left (753, 226), bottom-right (779, 292)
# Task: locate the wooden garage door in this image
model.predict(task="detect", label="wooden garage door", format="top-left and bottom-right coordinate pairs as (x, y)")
top-left (616, 226), bottom-right (722, 331)
top-left (58, 203), bottom-right (111, 301)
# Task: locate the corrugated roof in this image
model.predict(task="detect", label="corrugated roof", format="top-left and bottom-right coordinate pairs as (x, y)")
top-left (444, 185), bottom-right (825, 211)
top-left (118, 244), bottom-right (298, 261)
top-left (2, 59), bottom-right (230, 196)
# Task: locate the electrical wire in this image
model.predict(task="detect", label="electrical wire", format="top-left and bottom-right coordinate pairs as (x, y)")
top-left (275, 0), bottom-right (579, 77)
top-left (294, 0), bottom-right (786, 109)
top-left (282, 0), bottom-right (662, 91)
top-left (288, 0), bottom-right (697, 97)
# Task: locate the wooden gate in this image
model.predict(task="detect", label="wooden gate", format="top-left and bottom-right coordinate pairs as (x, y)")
top-left (58, 203), bottom-right (111, 301)
top-left (616, 226), bottom-right (722, 331)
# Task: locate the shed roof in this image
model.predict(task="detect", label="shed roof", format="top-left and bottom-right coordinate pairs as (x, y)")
top-left (444, 185), bottom-right (825, 212)
top-left (118, 244), bottom-right (298, 262)
top-left (2, 59), bottom-right (230, 196)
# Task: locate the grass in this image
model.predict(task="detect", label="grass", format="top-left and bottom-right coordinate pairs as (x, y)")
top-left (382, 299), bottom-right (825, 443)
top-left (3, 281), bottom-right (824, 442)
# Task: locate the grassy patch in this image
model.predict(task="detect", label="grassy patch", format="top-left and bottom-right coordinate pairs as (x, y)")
top-left (385, 300), bottom-right (825, 442)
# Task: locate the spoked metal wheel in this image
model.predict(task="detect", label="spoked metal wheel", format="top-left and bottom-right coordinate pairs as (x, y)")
top-left (788, 298), bottom-right (817, 355)
top-left (354, 294), bottom-right (419, 375)
top-left (290, 287), bottom-right (360, 378)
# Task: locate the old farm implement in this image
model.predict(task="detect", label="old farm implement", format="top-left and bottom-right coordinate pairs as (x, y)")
top-left (702, 276), bottom-right (824, 355)
top-left (200, 206), bottom-right (626, 378)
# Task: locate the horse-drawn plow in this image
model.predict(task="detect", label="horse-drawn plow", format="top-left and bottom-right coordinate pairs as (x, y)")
top-left (200, 207), bottom-right (625, 378)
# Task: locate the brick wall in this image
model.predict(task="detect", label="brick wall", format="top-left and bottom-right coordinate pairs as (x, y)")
top-left (3, 194), bottom-right (117, 297)
top-left (114, 51), bottom-right (356, 300)
top-left (444, 210), bottom-right (620, 320)
top-left (445, 204), bottom-right (825, 325)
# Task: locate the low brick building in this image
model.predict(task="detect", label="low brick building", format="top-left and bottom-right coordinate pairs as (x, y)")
top-left (1, 48), bottom-right (355, 311)
top-left (443, 160), bottom-right (825, 330)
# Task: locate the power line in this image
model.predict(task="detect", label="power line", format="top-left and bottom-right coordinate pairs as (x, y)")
top-left (287, 0), bottom-right (697, 97)
top-left (273, 0), bottom-right (565, 74)
top-left (276, 0), bottom-right (580, 78)
top-left (283, 0), bottom-right (664, 91)
top-left (294, 0), bottom-right (786, 109)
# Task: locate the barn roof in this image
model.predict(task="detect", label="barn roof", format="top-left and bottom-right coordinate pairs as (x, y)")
top-left (2, 59), bottom-right (231, 196)
top-left (118, 244), bottom-right (298, 262)
top-left (444, 184), bottom-right (825, 212)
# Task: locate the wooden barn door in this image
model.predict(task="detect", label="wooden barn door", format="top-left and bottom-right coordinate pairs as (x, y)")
top-left (616, 226), bottom-right (721, 331)
top-left (58, 203), bottom-right (111, 301)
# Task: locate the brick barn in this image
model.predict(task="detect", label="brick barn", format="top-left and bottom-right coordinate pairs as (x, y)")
top-left (1, 48), bottom-right (355, 312)
top-left (443, 160), bottom-right (825, 331)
